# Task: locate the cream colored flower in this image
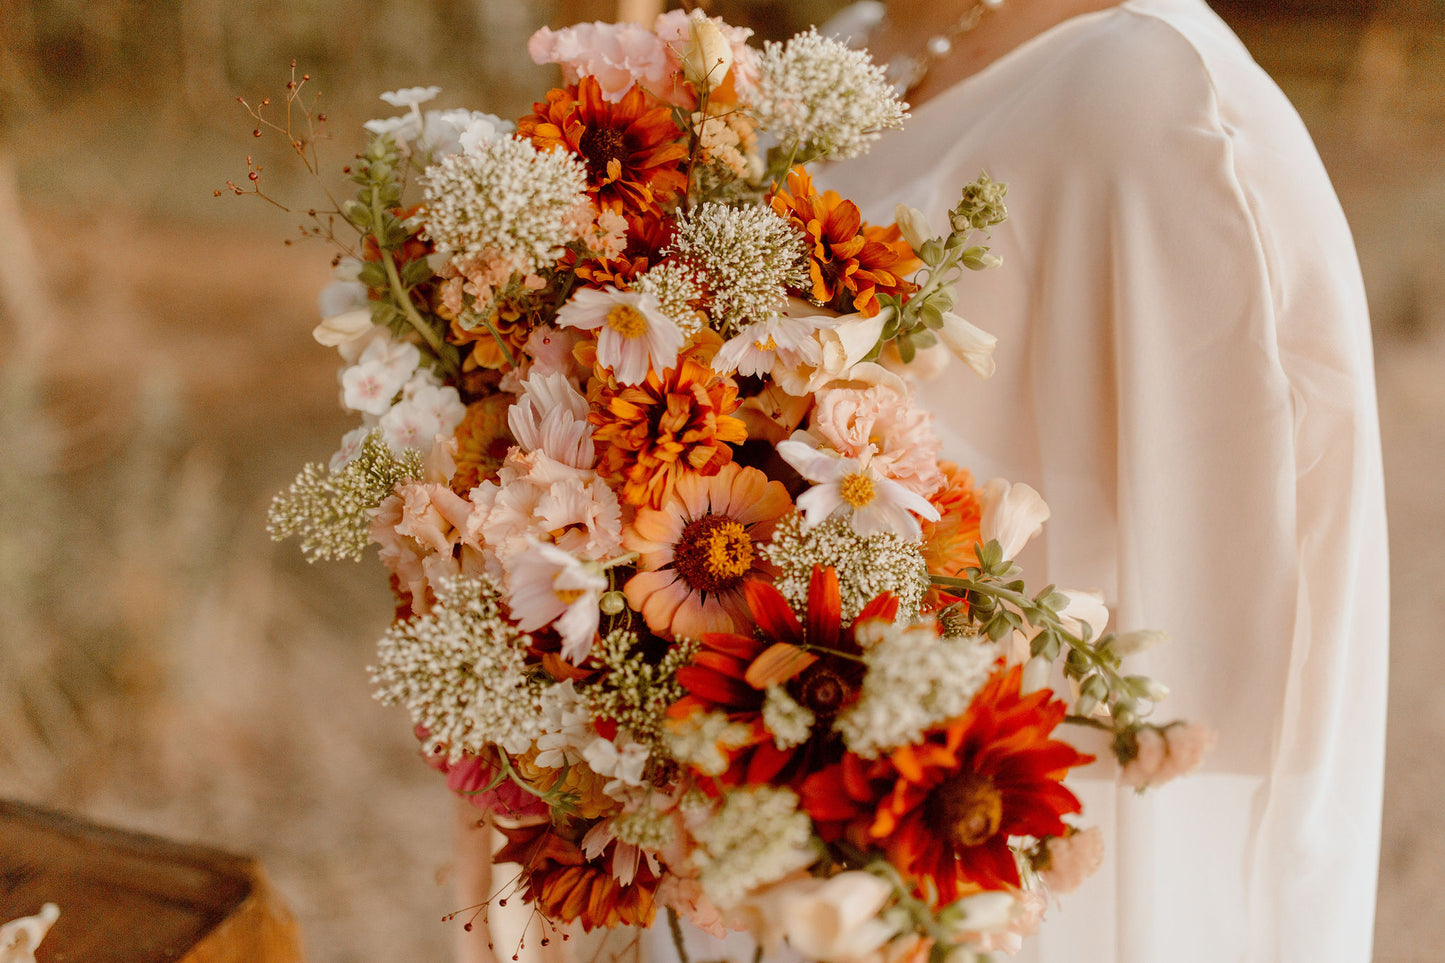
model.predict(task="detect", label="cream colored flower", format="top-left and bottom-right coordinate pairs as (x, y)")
top-left (680, 13), bottom-right (734, 93)
top-left (938, 311), bottom-right (997, 379)
top-left (556, 286), bottom-right (683, 385)
top-left (979, 477), bottom-right (1050, 559)
top-left (778, 440), bottom-right (940, 539)
top-left (0, 903), bottom-right (58, 963)
top-left (894, 203), bottom-right (935, 250)
top-left (781, 871), bottom-right (898, 962)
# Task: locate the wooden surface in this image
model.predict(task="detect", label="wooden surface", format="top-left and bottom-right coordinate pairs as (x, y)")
top-left (0, 800), bottom-right (304, 963)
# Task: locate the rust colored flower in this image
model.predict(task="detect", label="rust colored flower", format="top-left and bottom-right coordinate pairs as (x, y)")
top-left (588, 351), bottom-right (747, 509)
top-left (518, 75), bottom-right (688, 217)
top-left (801, 665), bottom-right (1092, 899)
top-left (768, 167), bottom-right (921, 318)
top-left (448, 298), bottom-right (533, 371)
top-left (623, 463), bottom-right (792, 640)
top-left (494, 820), bottom-right (659, 931)
top-left (671, 566), bottom-right (899, 788)
top-left (450, 393), bottom-right (513, 494)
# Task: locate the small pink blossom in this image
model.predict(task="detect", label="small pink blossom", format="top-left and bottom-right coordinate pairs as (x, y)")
top-left (528, 21), bottom-right (675, 103)
top-left (1040, 826), bottom-right (1105, 894)
top-left (1120, 723), bottom-right (1216, 790)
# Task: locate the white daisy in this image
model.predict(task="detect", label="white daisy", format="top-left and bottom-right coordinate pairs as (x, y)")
top-left (776, 439), bottom-right (940, 540)
top-left (505, 539), bottom-right (607, 663)
top-left (555, 286), bottom-right (684, 385)
top-left (712, 312), bottom-right (824, 379)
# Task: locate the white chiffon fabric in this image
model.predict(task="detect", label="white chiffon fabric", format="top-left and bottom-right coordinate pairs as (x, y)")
top-left (821, 1), bottom-right (1389, 960)
top-left (645, 1), bottom-right (1388, 961)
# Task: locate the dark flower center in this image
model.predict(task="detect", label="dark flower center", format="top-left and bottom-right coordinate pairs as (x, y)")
top-left (672, 513), bottom-right (755, 594)
top-left (932, 771), bottom-right (1004, 849)
top-left (579, 126), bottom-right (629, 174)
top-left (790, 662), bottom-right (852, 721)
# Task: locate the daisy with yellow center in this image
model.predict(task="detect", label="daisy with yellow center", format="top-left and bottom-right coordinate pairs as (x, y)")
top-left (623, 463), bottom-right (792, 640)
top-left (777, 439), bottom-right (940, 540)
top-left (556, 285), bottom-right (684, 385)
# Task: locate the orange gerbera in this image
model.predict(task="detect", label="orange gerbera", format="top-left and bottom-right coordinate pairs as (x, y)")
top-left (920, 462), bottom-right (985, 607)
top-left (768, 167), bottom-right (922, 318)
top-left (623, 463), bottom-right (792, 640)
top-left (518, 75), bottom-right (688, 216)
top-left (671, 566), bottom-right (900, 788)
top-left (494, 821), bottom-right (658, 931)
top-left (801, 665), bottom-right (1092, 899)
top-left (588, 352), bottom-right (747, 509)
top-left (450, 393), bottom-right (513, 493)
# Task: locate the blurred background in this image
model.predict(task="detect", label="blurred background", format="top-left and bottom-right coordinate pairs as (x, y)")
top-left (0, 0), bottom-right (1440, 959)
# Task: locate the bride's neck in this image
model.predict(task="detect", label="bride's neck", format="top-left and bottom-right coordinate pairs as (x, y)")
top-left (877, 0), bottom-right (1126, 105)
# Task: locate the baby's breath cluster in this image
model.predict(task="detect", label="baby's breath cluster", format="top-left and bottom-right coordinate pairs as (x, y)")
top-left (421, 135), bottom-right (590, 270)
top-left (267, 430), bottom-right (422, 562)
top-left (633, 262), bottom-right (706, 337)
top-left (666, 202), bottom-right (808, 336)
top-left (835, 620), bottom-right (998, 758)
top-left (581, 629), bottom-right (698, 751)
top-left (763, 513), bottom-right (928, 622)
top-left (370, 575), bottom-right (546, 761)
top-left (691, 786), bottom-right (817, 908)
top-left (752, 28), bottom-right (908, 163)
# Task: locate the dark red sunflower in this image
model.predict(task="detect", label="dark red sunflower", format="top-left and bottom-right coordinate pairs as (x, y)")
top-left (670, 565), bottom-right (899, 788)
top-left (494, 820), bottom-right (659, 931)
top-left (768, 167), bottom-right (922, 318)
top-left (801, 665), bottom-right (1092, 899)
top-left (517, 75), bottom-right (688, 217)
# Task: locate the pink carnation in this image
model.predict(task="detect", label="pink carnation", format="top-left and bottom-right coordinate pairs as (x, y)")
top-left (528, 21), bottom-right (675, 103)
top-left (809, 383), bottom-right (945, 498)
top-left (1120, 723), bottom-right (1216, 790)
top-left (417, 728), bottom-right (549, 820)
top-left (1040, 826), bottom-right (1105, 894)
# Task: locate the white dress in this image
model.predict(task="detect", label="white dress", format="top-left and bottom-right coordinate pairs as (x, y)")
top-left (819, 1), bottom-right (1388, 961)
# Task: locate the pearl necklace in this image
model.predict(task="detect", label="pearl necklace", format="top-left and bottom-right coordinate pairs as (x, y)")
top-left (880, 0), bottom-right (1006, 96)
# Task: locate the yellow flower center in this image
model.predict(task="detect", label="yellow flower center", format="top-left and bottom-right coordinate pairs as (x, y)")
top-left (554, 587), bottom-right (586, 605)
top-left (936, 772), bottom-right (1004, 849)
top-left (673, 513), bottom-right (755, 593)
top-left (839, 471), bottom-right (876, 508)
top-left (606, 304), bottom-right (649, 339)
top-left (752, 334), bottom-right (778, 351)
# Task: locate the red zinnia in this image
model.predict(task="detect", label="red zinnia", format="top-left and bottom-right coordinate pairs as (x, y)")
top-left (671, 565), bottom-right (899, 788)
top-left (801, 665), bottom-right (1092, 899)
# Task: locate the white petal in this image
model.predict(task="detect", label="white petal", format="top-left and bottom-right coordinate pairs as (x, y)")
top-left (979, 478), bottom-right (1050, 560)
top-left (939, 311), bottom-right (998, 379)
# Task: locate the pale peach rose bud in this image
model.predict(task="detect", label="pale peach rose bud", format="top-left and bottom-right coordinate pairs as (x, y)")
top-left (938, 311), bottom-right (997, 378)
top-left (1040, 826), bottom-right (1105, 894)
top-left (894, 203), bottom-right (935, 250)
top-left (312, 307), bottom-right (374, 346)
top-left (979, 478), bottom-right (1050, 560)
top-left (784, 871), bottom-right (896, 960)
top-left (681, 14), bottom-right (734, 93)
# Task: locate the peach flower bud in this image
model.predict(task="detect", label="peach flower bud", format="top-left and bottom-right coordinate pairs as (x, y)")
top-left (893, 203), bottom-right (935, 250)
top-left (312, 307), bottom-right (374, 346)
top-left (1040, 826), bottom-right (1105, 894)
top-left (681, 14), bottom-right (734, 93)
top-left (1110, 629), bottom-right (1168, 657)
top-left (938, 311), bottom-right (997, 378)
top-left (783, 872), bottom-right (897, 961)
top-left (979, 478), bottom-right (1050, 560)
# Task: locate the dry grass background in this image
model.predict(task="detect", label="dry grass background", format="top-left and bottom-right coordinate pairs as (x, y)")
top-left (0, 2), bottom-right (1440, 961)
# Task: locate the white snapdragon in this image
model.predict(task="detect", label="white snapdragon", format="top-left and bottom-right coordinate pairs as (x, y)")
top-left (979, 477), bottom-right (1050, 560)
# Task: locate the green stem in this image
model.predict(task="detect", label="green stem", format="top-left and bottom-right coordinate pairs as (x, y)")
top-left (369, 193), bottom-right (457, 378)
top-left (478, 315), bottom-right (516, 369)
top-left (667, 908), bottom-right (691, 963)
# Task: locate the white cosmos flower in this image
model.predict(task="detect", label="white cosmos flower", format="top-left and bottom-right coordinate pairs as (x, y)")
top-left (379, 85), bottom-right (442, 109)
top-left (508, 371), bottom-right (595, 468)
top-left (777, 439), bottom-right (940, 539)
top-left (555, 286), bottom-right (683, 385)
top-left (713, 313), bottom-right (824, 379)
top-left (505, 540), bottom-right (607, 663)
top-left (979, 477), bottom-right (1050, 559)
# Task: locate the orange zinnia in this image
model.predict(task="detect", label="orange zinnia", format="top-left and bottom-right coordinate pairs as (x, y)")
top-left (494, 821), bottom-right (659, 931)
top-left (518, 75), bottom-right (688, 217)
top-left (449, 393), bottom-right (513, 494)
top-left (588, 352), bottom-right (747, 509)
top-left (768, 167), bottom-right (922, 318)
top-left (920, 461), bottom-right (984, 608)
top-left (801, 665), bottom-right (1091, 898)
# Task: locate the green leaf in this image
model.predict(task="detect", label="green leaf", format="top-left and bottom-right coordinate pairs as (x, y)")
top-left (896, 336), bottom-right (916, 364)
top-left (401, 257), bottom-right (435, 286)
top-left (357, 261), bottom-right (388, 289)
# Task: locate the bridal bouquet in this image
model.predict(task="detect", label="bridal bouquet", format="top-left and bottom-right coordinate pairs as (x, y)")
top-left (263, 11), bottom-right (1209, 962)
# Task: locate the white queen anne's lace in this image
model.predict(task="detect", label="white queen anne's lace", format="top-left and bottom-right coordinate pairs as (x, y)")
top-left (751, 28), bottom-right (908, 161)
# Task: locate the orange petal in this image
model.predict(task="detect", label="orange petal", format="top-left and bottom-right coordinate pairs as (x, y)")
top-left (743, 642), bottom-right (818, 689)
